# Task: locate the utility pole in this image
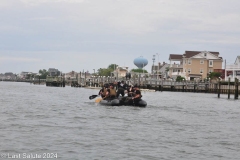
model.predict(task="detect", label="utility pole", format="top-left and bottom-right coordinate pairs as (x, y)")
top-left (152, 55), bottom-right (155, 78)
top-left (225, 59), bottom-right (226, 81)
top-left (156, 53), bottom-right (159, 79)
top-left (143, 63), bottom-right (144, 74)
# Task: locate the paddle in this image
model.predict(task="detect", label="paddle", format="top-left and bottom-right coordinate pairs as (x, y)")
top-left (89, 95), bottom-right (98, 100)
top-left (95, 97), bottom-right (102, 103)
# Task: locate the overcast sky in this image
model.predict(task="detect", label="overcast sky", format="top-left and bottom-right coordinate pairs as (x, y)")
top-left (0, 0), bottom-right (240, 74)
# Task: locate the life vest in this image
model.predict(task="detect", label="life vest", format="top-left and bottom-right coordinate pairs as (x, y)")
top-left (103, 88), bottom-right (108, 95)
top-left (135, 89), bottom-right (142, 98)
top-left (109, 88), bottom-right (116, 96)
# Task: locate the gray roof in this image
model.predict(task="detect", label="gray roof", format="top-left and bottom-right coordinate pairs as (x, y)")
top-left (183, 51), bottom-right (219, 58)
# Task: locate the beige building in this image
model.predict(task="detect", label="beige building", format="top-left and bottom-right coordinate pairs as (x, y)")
top-left (65, 71), bottom-right (78, 80)
top-left (169, 51), bottom-right (223, 80)
top-left (112, 66), bottom-right (129, 78)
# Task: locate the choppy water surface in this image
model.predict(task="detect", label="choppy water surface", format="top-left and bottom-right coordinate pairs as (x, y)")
top-left (0, 82), bottom-right (240, 160)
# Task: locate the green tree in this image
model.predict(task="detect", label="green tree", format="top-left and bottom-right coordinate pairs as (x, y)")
top-left (97, 68), bottom-right (112, 76)
top-left (208, 72), bottom-right (221, 79)
top-left (108, 64), bottom-right (118, 70)
top-left (39, 69), bottom-right (49, 79)
top-left (131, 68), bottom-right (148, 73)
top-left (97, 64), bottom-right (119, 76)
top-left (176, 76), bottom-right (185, 82)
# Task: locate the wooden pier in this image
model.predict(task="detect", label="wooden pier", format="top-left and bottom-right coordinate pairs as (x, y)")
top-left (66, 74), bottom-right (239, 99)
top-left (2, 74), bottom-right (239, 99)
top-left (45, 76), bottom-right (65, 87)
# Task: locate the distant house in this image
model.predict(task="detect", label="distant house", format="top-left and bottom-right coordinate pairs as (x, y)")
top-left (158, 62), bottom-right (170, 79)
top-left (151, 63), bottom-right (160, 74)
top-left (48, 68), bottom-right (60, 76)
top-left (4, 72), bottom-right (15, 79)
top-left (168, 51), bottom-right (223, 80)
top-left (151, 62), bottom-right (169, 79)
top-left (168, 54), bottom-right (185, 79)
top-left (64, 71), bottom-right (92, 85)
top-left (225, 56), bottom-right (240, 81)
top-left (151, 63), bottom-right (160, 75)
top-left (19, 72), bottom-right (29, 79)
top-left (65, 71), bottom-right (79, 80)
top-left (112, 66), bottom-right (129, 78)
top-left (0, 73), bottom-right (4, 79)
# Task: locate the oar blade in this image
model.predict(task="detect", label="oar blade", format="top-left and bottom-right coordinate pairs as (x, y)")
top-left (95, 98), bottom-right (102, 103)
top-left (89, 95), bottom-right (98, 100)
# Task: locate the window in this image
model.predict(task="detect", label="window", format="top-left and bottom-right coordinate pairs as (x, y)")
top-left (200, 69), bottom-right (203, 74)
top-left (204, 53), bottom-right (207, 56)
top-left (200, 60), bottom-right (204, 64)
top-left (185, 69), bottom-right (186, 73)
top-left (184, 60), bottom-right (187, 64)
top-left (188, 68), bottom-right (191, 73)
top-left (209, 69), bottom-right (212, 73)
top-left (188, 59), bottom-right (192, 65)
top-left (209, 60), bottom-right (213, 67)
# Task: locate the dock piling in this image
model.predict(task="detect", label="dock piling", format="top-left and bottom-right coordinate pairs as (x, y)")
top-left (228, 78), bottom-right (231, 99)
top-left (235, 78), bottom-right (239, 99)
top-left (218, 81), bottom-right (221, 98)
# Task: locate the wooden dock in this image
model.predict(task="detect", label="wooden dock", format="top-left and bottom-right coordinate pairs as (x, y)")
top-left (2, 76), bottom-right (239, 99)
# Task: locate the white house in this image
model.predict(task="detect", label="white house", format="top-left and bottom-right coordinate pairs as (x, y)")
top-left (225, 56), bottom-right (240, 81)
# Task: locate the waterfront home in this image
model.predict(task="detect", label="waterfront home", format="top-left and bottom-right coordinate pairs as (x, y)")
top-left (48, 68), bottom-right (60, 76)
top-left (64, 71), bottom-right (91, 85)
top-left (151, 62), bottom-right (169, 79)
top-left (112, 66), bottom-right (129, 78)
top-left (159, 62), bottom-right (170, 79)
top-left (65, 71), bottom-right (79, 80)
top-left (4, 72), bottom-right (15, 79)
top-left (0, 73), bottom-right (4, 80)
top-left (168, 51), bottom-right (223, 80)
top-left (225, 56), bottom-right (240, 81)
top-left (168, 54), bottom-right (185, 79)
top-left (65, 71), bottom-right (91, 80)
top-left (18, 72), bottom-right (29, 79)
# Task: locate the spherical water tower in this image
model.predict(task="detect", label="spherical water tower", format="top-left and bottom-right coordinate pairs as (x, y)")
top-left (133, 56), bottom-right (148, 69)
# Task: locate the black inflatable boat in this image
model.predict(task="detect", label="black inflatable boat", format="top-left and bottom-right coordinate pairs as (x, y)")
top-left (99, 97), bottom-right (147, 107)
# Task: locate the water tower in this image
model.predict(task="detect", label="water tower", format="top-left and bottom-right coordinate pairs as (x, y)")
top-left (133, 56), bottom-right (148, 69)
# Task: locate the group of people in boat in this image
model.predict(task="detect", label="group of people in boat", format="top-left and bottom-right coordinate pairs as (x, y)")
top-left (98, 81), bottom-right (142, 105)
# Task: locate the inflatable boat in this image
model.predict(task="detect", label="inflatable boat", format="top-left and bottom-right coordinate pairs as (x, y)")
top-left (99, 97), bottom-right (147, 107)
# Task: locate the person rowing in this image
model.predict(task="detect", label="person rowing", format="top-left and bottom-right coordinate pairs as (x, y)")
top-left (128, 85), bottom-right (142, 105)
top-left (127, 85), bottom-right (135, 97)
top-left (116, 80), bottom-right (128, 97)
top-left (98, 84), bottom-right (109, 98)
top-left (103, 84), bottom-right (117, 100)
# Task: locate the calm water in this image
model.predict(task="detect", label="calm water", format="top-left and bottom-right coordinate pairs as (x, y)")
top-left (0, 82), bottom-right (240, 160)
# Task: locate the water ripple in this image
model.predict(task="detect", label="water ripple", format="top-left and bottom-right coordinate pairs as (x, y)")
top-left (1, 82), bottom-right (240, 160)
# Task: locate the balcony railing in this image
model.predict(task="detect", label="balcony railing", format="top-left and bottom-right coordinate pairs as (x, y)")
top-left (169, 64), bottom-right (183, 68)
top-left (226, 65), bottom-right (240, 70)
top-left (171, 72), bottom-right (186, 77)
top-left (226, 75), bottom-right (240, 81)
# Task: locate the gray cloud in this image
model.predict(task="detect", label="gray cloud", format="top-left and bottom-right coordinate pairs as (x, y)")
top-left (0, 0), bottom-right (239, 73)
